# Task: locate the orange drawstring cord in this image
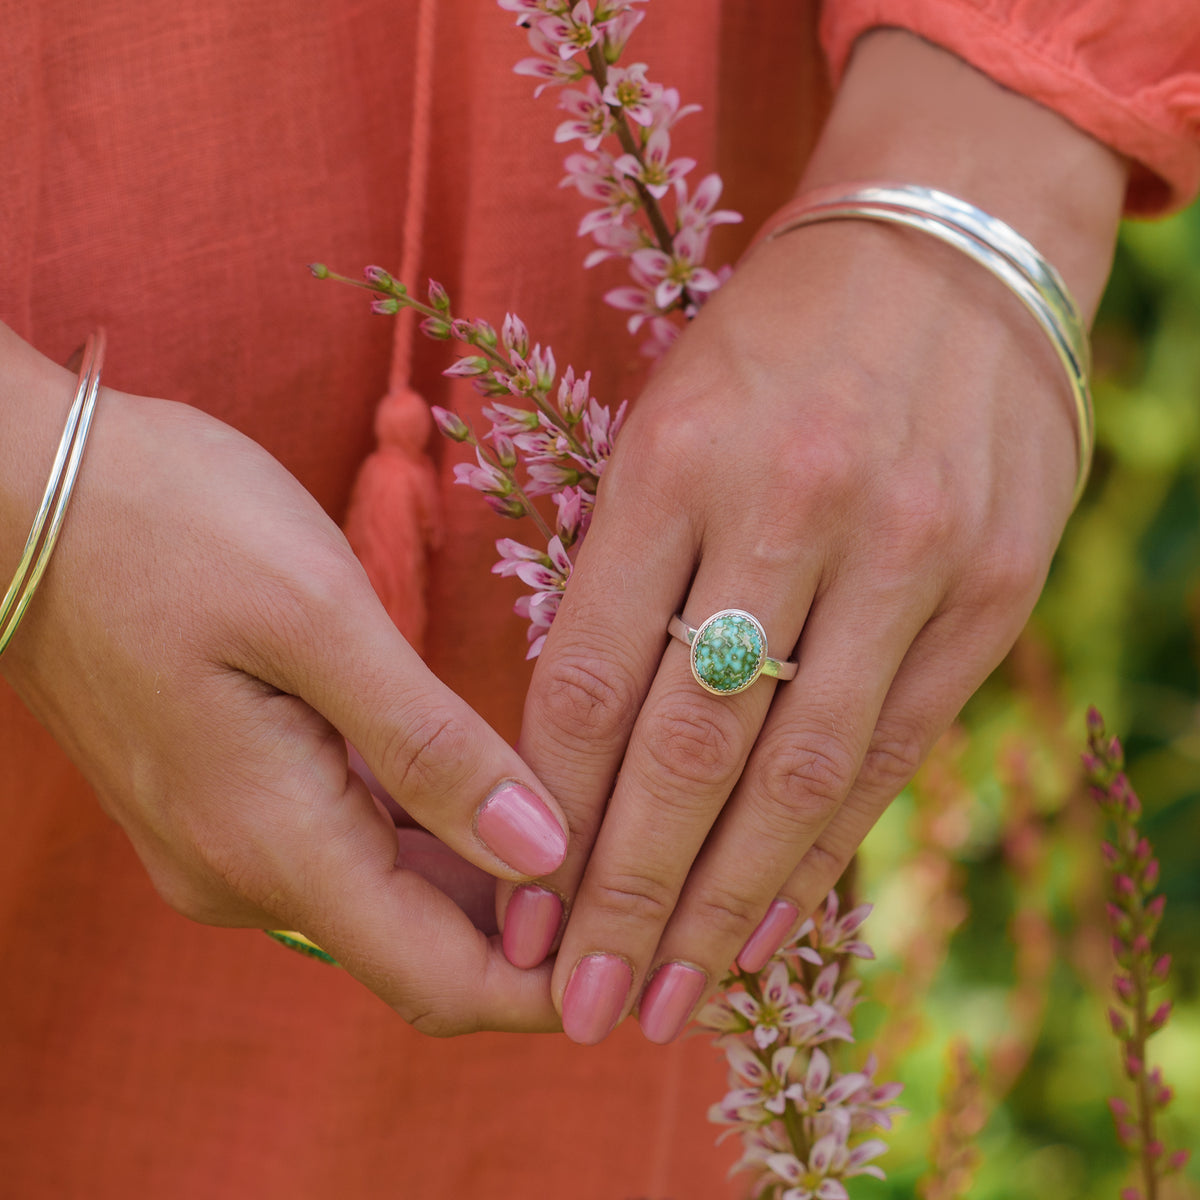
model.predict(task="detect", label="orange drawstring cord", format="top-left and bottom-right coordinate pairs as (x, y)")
top-left (342, 0), bottom-right (441, 653)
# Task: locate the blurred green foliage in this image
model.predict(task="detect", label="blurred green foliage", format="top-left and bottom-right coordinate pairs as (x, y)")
top-left (852, 201), bottom-right (1200, 1199)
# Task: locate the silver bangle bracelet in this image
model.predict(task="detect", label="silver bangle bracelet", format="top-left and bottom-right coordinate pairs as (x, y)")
top-left (763, 183), bottom-right (1094, 508)
top-left (0, 329), bottom-right (106, 656)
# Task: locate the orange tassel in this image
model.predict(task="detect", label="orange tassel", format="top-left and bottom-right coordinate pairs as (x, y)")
top-left (342, 385), bottom-right (440, 654)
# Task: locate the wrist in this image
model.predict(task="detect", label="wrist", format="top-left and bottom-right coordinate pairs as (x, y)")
top-left (800, 29), bottom-right (1127, 319)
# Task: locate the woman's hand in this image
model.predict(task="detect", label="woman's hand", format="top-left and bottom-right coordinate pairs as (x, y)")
top-left (512, 30), bottom-right (1128, 1044)
top-left (0, 324), bottom-right (569, 1037)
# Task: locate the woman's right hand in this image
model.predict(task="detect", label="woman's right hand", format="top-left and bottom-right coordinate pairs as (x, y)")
top-left (0, 324), bottom-right (567, 1036)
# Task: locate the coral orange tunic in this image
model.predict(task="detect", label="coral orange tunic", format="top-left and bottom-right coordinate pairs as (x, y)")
top-left (1, 2), bottom-right (1197, 1196)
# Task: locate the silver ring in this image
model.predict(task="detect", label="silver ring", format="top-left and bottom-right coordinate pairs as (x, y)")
top-left (668, 609), bottom-right (798, 696)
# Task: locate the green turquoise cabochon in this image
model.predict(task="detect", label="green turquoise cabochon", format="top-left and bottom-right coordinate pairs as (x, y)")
top-left (690, 609), bottom-right (767, 695)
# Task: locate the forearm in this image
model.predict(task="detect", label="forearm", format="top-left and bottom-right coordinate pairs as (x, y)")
top-left (799, 28), bottom-right (1128, 319)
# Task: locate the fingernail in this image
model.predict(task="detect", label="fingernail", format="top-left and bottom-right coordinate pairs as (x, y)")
top-left (476, 782), bottom-right (568, 876)
top-left (562, 954), bottom-right (632, 1045)
top-left (639, 962), bottom-right (707, 1045)
top-left (737, 899), bottom-right (799, 973)
top-left (502, 885), bottom-right (563, 969)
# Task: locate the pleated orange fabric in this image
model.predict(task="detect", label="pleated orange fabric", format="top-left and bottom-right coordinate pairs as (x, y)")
top-left (0, 2), bottom-right (1197, 1197)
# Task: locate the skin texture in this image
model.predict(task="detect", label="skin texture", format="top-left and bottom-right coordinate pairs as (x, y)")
top-left (0, 324), bottom-right (567, 1037)
top-left (516, 31), bottom-right (1128, 1043)
top-left (0, 31), bottom-right (1127, 1040)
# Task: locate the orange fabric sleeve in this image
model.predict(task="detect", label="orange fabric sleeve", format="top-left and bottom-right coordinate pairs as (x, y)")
top-left (819, 0), bottom-right (1200, 215)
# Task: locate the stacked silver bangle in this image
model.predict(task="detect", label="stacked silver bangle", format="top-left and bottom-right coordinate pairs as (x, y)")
top-left (764, 183), bottom-right (1095, 508)
top-left (0, 329), bottom-right (106, 656)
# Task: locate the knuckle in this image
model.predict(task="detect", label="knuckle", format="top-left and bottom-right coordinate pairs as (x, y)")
top-left (381, 704), bottom-right (475, 803)
top-left (529, 651), bottom-right (640, 752)
top-left (756, 734), bottom-right (856, 827)
top-left (588, 869), bottom-right (678, 929)
top-left (963, 533), bottom-right (1047, 618)
top-left (690, 883), bottom-right (772, 942)
top-left (639, 697), bottom-right (744, 790)
top-left (790, 840), bottom-right (851, 914)
top-left (859, 726), bottom-right (925, 798)
top-left (876, 471), bottom-right (960, 560)
top-left (782, 422), bottom-right (863, 508)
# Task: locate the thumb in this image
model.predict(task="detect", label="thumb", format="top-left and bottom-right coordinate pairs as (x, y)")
top-left (252, 559), bottom-right (570, 884)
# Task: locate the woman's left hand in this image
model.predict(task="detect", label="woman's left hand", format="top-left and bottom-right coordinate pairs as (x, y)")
top-left (510, 30), bottom-right (1128, 1045)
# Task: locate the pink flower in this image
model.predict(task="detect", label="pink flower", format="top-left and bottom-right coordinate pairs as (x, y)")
top-left (492, 537), bottom-right (548, 578)
top-left (555, 79), bottom-right (615, 150)
top-left (675, 173), bottom-right (743, 234)
top-left (613, 127), bottom-right (694, 200)
top-left (582, 220), bottom-right (649, 268)
top-left (593, 5), bottom-right (644, 56)
top-left (534, 0), bottom-right (599, 60)
top-left (600, 63), bottom-right (658, 126)
top-left (514, 24), bottom-right (586, 95)
top-left (630, 226), bottom-right (720, 310)
top-left (452, 447), bottom-right (511, 496)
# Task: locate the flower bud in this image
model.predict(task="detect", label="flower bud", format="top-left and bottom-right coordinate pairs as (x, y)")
top-left (1166, 1149), bottom-right (1190, 1172)
top-left (444, 355), bottom-right (490, 378)
top-left (1112, 974), bottom-right (1134, 1002)
top-left (502, 312), bottom-right (531, 358)
top-left (371, 297), bottom-right (401, 315)
top-left (1151, 953), bottom-right (1172, 982)
top-left (1142, 858), bottom-right (1160, 889)
top-left (1086, 706), bottom-right (1105, 738)
top-left (365, 264), bottom-right (402, 292)
top-left (431, 406), bottom-right (471, 442)
top-left (1113, 874), bottom-right (1136, 899)
top-left (1148, 1000), bottom-right (1173, 1033)
top-left (420, 316), bottom-right (452, 340)
top-left (485, 494), bottom-right (527, 519)
top-left (493, 432), bottom-right (518, 468)
top-left (427, 278), bottom-right (451, 311)
top-left (308, 262), bottom-right (330, 279)
top-left (1108, 1007), bottom-right (1130, 1039)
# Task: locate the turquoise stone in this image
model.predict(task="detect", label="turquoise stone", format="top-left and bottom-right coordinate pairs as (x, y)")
top-left (692, 611), bottom-right (766, 694)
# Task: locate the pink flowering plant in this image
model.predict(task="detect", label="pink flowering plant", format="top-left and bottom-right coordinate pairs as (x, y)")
top-left (1083, 709), bottom-right (1190, 1200)
top-left (313, 0), bottom-right (739, 659)
top-left (696, 893), bottom-right (904, 1200)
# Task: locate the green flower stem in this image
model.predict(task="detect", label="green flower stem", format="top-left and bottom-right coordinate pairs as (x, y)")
top-left (317, 268), bottom-right (589, 458)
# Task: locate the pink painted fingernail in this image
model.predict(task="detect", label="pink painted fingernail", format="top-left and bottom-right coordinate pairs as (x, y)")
top-left (562, 954), bottom-right (632, 1045)
top-left (476, 782), bottom-right (568, 876)
top-left (639, 962), bottom-right (707, 1045)
top-left (737, 899), bottom-right (799, 973)
top-left (502, 885), bottom-right (563, 969)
